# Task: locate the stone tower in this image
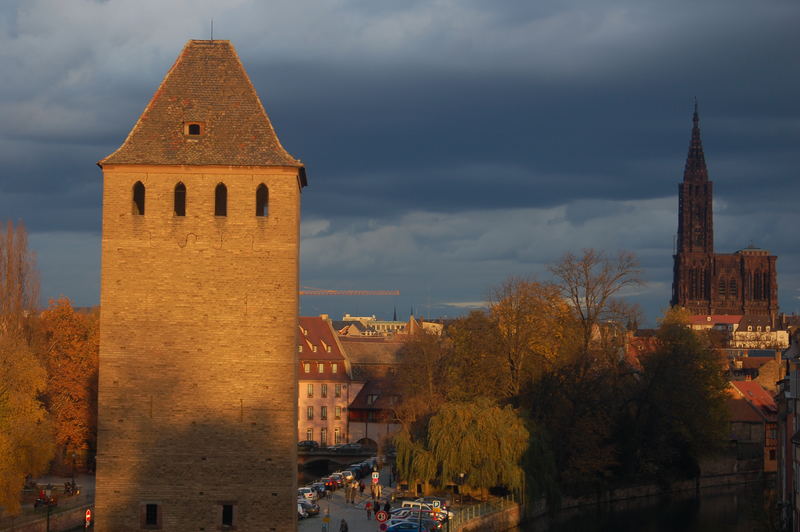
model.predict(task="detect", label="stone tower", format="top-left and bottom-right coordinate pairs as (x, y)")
top-left (95, 40), bottom-right (306, 531)
top-left (671, 104), bottom-right (778, 323)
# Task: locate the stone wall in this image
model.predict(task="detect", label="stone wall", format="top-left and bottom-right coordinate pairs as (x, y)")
top-left (95, 165), bottom-right (301, 531)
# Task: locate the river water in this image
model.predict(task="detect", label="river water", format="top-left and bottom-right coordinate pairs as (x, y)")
top-left (516, 483), bottom-right (773, 532)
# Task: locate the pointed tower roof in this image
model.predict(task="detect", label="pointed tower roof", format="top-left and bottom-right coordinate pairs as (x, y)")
top-left (100, 40), bottom-right (306, 185)
top-left (683, 101), bottom-right (708, 183)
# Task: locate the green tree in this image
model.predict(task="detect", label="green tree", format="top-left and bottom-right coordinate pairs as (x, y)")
top-left (395, 399), bottom-right (529, 498)
top-left (617, 307), bottom-right (729, 480)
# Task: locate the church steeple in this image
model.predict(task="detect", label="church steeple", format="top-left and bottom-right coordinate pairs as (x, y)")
top-left (683, 100), bottom-right (708, 183)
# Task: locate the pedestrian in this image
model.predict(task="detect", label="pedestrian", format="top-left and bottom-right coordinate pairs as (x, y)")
top-left (365, 500), bottom-right (373, 520)
top-left (339, 518), bottom-right (349, 532)
top-left (383, 499), bottom-right (391, 513)
top-left (359, 481), bottom-right (365, 495)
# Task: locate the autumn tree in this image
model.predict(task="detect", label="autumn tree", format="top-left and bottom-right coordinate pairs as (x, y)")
top-left (489, 278), bottom-right (576, 399)
top-left (40, 297), bottom-right (99, 463)
top-left (548, 249), bottom-right (642, 359)
top-left (0, 220), bottom-right (54, 516)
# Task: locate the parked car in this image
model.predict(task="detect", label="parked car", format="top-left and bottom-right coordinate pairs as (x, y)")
top-left (329, 473), bottom-right (344, 487)
top-left (297, 499), bottom-right (320, 516)
top-left (311, 482), bottom-right (327, 495)
top-left (297, 440), bottom-right (319, 450)
top-left (297, 487), bottom-right (317, 501)
top-left (386, 520), bottom-right (435, 532)
top-left (386, 515), bottom-right (443, 530)
top-left (340, 470), bottom-right (355, 482)
top-left (400, 500), bottom-right (453, 519)
top-left (297, 502), bottom-right (308, 519)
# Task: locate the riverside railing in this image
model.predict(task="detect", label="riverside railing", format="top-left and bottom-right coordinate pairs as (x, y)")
top-left (447, 492), bottom-right (520, 531)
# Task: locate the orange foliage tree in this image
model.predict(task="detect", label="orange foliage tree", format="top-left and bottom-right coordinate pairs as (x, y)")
top-left (40, 298), bottom-right (99, 463)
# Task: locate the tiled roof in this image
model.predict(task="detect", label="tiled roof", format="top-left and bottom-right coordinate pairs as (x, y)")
top-left (348, 378), bottom-right (400, 410)
top-left (338, 336), bottom-right (405, 365)
top-left (690, 315), bottom-right (743, 326)
top-left (730, 381), bottom-right (777, 420)
top-left (100, 40), bottom-right (305, 182)
top-left (298, 317), bottom-right (346, 362)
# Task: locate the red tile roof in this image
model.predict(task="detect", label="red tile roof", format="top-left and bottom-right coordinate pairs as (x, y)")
top-left (298, 317), bottom-right (345, 361)
top-left (100, 40), bottom-right (305, 181)
top-left (729, 381), bottom-right (777, 420)
top-left (690, 315), bottom-right (743, 326)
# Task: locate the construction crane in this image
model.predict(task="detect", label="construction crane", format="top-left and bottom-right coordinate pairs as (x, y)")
top-left (299, 287), bottom-right (400, 296)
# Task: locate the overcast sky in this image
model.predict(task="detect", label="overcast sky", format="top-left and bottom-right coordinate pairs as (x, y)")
top-left (1, 0), bottom-right (798, 325)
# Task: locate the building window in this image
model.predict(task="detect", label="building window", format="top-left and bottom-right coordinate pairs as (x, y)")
top-left (729, 279), bottom-right (737, 296)
top-left (221, 503), bottom-right (235, 528)
top-left (367, 394), bottom-right (378, 405)
top-left (318, 363), bottom-right (324, 373)
top-left (770, 449), bottom-right (776, 460)
top-left (718, 279), bottom-right (726, 296)
top-left (306, 428), bottom-right (313, 441)
top-left (321, 427), bottom-right (327, 446)
top-left (321, 406), bottom-right (327, 420)
top-left (332, 363), bottom-right (338, 373)
top-left (307, 384), bottom-right (313, 398)
top-left (334, 427), bottom-right (341, 444)
top-left (215, 183), bottom-right (227, 216)
top-left (321, 384), bottom-right (328, 398)
top-left (141, 503), bottom-right (161, 529)
top-left (306, 406), bottom-right (313, 420)
top-left (335, 406), bottom-right (341, 420)
top-left (184, 122), bottom-right (204, 136)
top-left (174, 182), bottom-right (186, 216)
top-left (303, 363), bottom-right (310, 373)
top-left (132, 181), bottom-right (145, 215)
top-left (256, 184), bottom-right (268, 217)
top-left (335, 384), bottom-right (342, 398)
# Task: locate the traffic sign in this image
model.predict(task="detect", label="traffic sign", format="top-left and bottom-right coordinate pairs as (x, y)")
top-left (375, 510), bottom-right (389, 523)
top-left (431, 500), bottom-right (441, 508)
top-left (85, 508), bottom-right (92, 527)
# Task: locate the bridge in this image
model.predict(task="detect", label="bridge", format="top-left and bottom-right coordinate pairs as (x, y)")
top-left (297, 448), bottom-right (376, 468)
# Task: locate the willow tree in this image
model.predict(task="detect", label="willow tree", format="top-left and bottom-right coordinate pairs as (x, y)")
top-left (428, 399), bottom-right (528, 498)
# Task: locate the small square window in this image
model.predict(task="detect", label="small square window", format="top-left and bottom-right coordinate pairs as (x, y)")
top-left (184, 122), bottom-right (204, 136)
top-left (303, 363), bottom-right (310, 373)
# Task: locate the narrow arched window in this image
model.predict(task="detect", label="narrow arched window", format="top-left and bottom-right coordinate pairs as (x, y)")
top-left (256, 184), bottom-right (268, 217)
top-left (174, 182), bottom-right (186, 216)
top-left (718, 279), bottom-right (726, 296)
top-left (729, 279), bottom-right (737, 297)
top-left (132, 181), bottom-right (145, 215)
top-left (215, 183), bottom-right (227, 217)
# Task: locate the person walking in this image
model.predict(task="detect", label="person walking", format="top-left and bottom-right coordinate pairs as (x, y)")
top-left (359, 481), bottom-right (365, 496)
top-left (339, 518), bottom-right (349, 532)
top-left (365, 500), bottom-right (373, 520)
top-left (383, 499), bottom-right (391, 513)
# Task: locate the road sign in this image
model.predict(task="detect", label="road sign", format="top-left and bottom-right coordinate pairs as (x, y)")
top-left (371, 471), bottom-right (380, 484)
top-left (375, 510), bottom-right (388, 523)
top-left (85, 508), bottom-right (92, 527)
top-left (431, 500), bottom-right (441, 508)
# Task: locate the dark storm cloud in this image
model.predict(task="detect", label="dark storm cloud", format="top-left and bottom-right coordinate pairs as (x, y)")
top-left (0, 0), bottom-right (797, 322)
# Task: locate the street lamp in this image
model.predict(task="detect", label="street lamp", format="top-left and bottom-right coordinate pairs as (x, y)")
top-left (72, 452), bottom-right (77, 484)
top-left (458, 473), bottom-right (465, 505)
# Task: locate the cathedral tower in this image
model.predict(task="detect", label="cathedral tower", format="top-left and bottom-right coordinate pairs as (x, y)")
top-left (671, 104), bottom-right (778, 323)
top-left (95, 40), bottom-right (306, 531)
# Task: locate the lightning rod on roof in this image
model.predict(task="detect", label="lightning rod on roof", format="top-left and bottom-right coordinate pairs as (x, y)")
top-left (211, 19), bottom-right (214, 41)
